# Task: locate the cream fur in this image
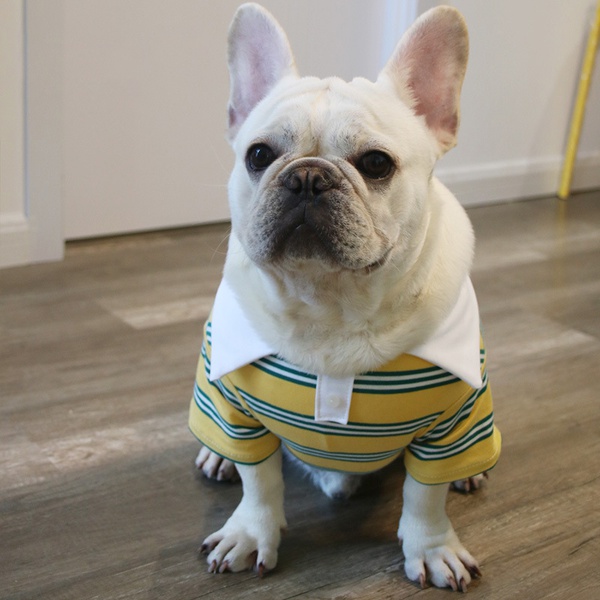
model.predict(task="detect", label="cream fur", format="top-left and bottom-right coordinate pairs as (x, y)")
top-left (224, 72), bottom-right (474, 376)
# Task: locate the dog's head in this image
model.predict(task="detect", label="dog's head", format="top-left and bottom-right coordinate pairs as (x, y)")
top-left (225, 3), bottom-right (468, 276)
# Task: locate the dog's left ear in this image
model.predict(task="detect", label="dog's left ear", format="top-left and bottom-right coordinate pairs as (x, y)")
top-left (378, 6), bottom-right (469, 155)
top-left (226, 3), bottom-right (298, 140)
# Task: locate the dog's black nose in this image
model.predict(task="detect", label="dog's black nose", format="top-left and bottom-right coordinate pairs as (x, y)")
top-left (283, 168), bottom-right (334, 197)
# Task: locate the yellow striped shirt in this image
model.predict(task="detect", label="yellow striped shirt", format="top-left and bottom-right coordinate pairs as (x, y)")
top-left (189, 320), bottom-right (501, 485)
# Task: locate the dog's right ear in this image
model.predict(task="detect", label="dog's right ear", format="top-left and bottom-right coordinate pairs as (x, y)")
top-left (378, 6), bottom-right (469, 155)
top-left (227, 3), bottom-right (298, 140)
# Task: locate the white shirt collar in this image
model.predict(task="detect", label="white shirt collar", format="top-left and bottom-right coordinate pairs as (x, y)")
top-left (208, 276), bottom-right (483, 390)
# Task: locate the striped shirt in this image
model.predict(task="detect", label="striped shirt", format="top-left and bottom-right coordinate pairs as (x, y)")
top-left (189, 320), bottom-right (501, 485)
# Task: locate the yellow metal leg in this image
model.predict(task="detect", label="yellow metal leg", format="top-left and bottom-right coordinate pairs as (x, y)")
top-left (558, 0), bottom-right (600, 200)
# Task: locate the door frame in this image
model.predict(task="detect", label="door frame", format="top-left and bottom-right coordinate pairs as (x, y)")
top-left (0, 0), bottom-right (63, 269)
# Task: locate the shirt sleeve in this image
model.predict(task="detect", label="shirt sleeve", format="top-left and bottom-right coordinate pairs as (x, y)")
top-left (404, 369), bottom-right (501, 485)
top-left (188, 327), bottom-right (281, 465)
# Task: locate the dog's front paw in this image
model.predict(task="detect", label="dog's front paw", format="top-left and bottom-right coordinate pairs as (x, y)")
top-left (201, 507), bottom-right (286, 576)
top-left (195, 446), bottom-right (239, 482)
top-left (399, 522), bottom-right (481, 592)
top-left (451, 472), bottom-right (488, 493)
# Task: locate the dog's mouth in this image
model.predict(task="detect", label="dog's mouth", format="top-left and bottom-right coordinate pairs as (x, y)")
top-left (264, 211), bottom-right (393, 274)
top-left (363, 247), bottom-right (392, 273)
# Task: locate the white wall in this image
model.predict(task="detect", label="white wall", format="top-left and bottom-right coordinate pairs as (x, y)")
top-left (61, 0), bottom-right (233, 239)
top-left (430, 0), bottom-right (600, 204)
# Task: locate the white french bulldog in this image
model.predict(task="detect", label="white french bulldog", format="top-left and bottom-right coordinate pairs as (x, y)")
top-left (190, 3), bottom-right (501, 592)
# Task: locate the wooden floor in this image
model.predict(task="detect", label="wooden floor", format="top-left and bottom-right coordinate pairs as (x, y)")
top-left (2, 191), bottom-right (599, 599)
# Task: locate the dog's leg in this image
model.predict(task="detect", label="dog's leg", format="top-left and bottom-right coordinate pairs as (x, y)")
top-left (398, 473), bottom-right (481, 592)
top-left (195, 446), bottom-right (239, 482)
top-left (201, 448), bottom-right (287, 575)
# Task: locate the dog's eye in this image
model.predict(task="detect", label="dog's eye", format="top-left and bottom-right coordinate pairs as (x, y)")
top-left (356, 151), bottom-right (394, 180)
top-left (246, 144), bottom-right (277, 172)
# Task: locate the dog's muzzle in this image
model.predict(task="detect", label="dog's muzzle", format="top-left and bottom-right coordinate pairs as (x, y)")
top-left (273, 159), bottom-right (345, 260)
top-left (245, 157), bottom-right (389, 271)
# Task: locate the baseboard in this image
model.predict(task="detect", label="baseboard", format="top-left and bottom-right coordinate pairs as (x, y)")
top-left (436, 152), bottom-right (600, 207)
top-left (0, 212), bottom-right (32, 268)
top-left (0, 212), bottom-right (64, 269)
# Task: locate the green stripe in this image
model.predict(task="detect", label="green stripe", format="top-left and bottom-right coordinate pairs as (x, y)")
top-left (353, 373), bottom-right (460, 395)
top-left (238, 388), bottom-right (440, 437)
top-left (284, 438), bottom-right (402, 463)
top-left (409, 413), bottom-right (495, 461)
top-left (417, 372), bottom-right (489, 441)
top-left (252, 359), bottom-right (316, 389)
top-left (193, 383), bottom-right (268, 440)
